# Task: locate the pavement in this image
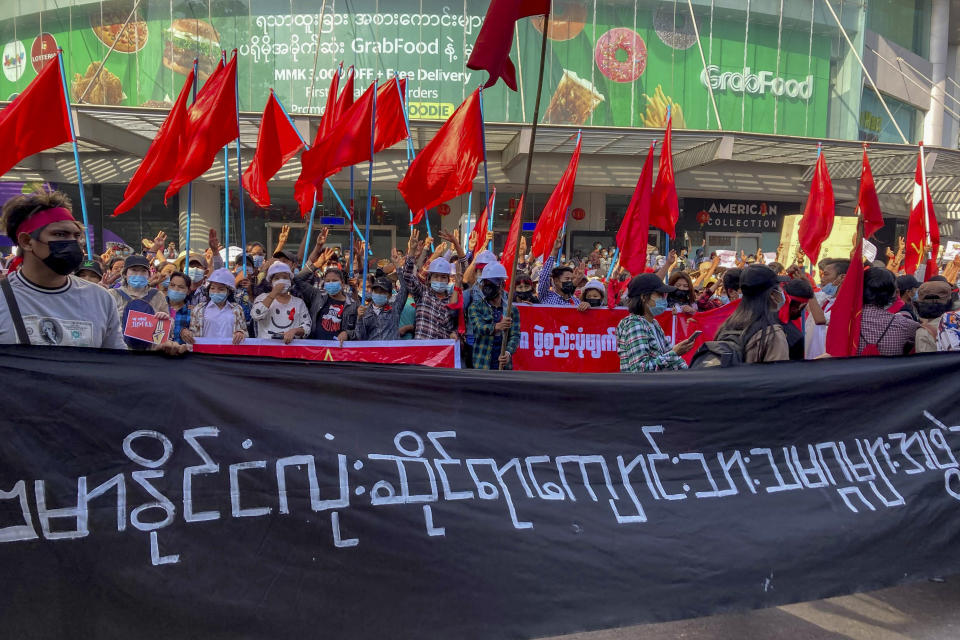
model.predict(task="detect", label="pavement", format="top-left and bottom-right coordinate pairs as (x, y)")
top-left (546, 577), bottom-right (960, 640)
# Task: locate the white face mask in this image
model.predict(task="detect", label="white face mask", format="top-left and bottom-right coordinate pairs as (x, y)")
top-left (274, 279), bottom-right (291, 294)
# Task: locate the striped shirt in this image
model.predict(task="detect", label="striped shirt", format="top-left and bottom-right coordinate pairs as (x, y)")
top-left (536, 256), bottom-right (580, 306)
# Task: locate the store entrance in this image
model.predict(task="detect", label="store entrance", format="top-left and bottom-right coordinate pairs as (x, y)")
top-left (706, 232), bottom-right (761, 256)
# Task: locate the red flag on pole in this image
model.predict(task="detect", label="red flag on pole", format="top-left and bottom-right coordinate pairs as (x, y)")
top-left (241, 92), bottom-right (305, 209)
top-left (857, 148), bottom-right (884, 239)
top-left (294, 66), bottom-right (349, 213)
top-left (905, 145), bottom-right (941, 279)
top-left (0, 56), bottom-right (73, 179)
top-left (164, 52), bottom-right (239, 203)
top-left (398, 88), bottom-right (484, 221)
top-left (114, 68), bottom-right (195, 216)
top-left (616, 142), bottom-right (656, 276)
top-left (650, 114), bottom-right (679, 239)
top-left (469, 188), bottom-right (496, 255)
top-left (296, 78), bottom-right (409, 215)
top-left (467, 0), bottom-right (550, 91)
top-left (825, 234), bottom-right (864, 357)
top-left (317, 65), bottom-right (342, 141)
top-left (501, 195), bottom-right (525, 282)
top-left (798, 148), bottom-right (835, 266)
top-left (530, 134), bottom-right (582, 261)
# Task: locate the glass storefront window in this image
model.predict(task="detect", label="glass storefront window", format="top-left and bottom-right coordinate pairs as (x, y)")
top-left (866, 0), bottom-right (931, 59)
top-left (858, 89), bottom-right (922, 144)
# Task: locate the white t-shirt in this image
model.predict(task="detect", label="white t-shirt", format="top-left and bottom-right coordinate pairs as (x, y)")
top-left (804, 294), bottom-right (835, 359)
top-left (251, 293), bottom-right (311, 339)
top-left (0, 272), bottom-right (126, 348)
top-left (203, 302), bottom-right (237, 339)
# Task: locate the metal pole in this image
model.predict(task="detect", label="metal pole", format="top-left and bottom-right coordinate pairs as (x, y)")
top-left (361, 80), bottom-right (377, 306)
top-left (221, 52), bottom-right (229, 262)
top-left (499, 10), bottom-right (550, 369)
top-left (56, 50), bottom-right (92, 258)
top-left (185, 59), bottom-right (198, 260)
top-left (233, 52), bottom-right (247, 277)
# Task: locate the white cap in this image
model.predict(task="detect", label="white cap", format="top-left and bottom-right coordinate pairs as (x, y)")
top-left (862, 238), bottom-right (877, 264)
top-left (474, 250), bottom-right (497, 265)
top-left (207, 268), bottom-right (236, 290)
top-left (480, 262), bottom-right (508, 281)
top-left (267, 262), bottom-right (292, 279)
top-left (582, 280), bottom-right (606, 295)
top-left (428, 259), bottom-right (455, 275)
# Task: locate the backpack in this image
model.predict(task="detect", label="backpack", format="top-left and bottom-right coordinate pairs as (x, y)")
top-left (688, 323), bottom-right (765, 369)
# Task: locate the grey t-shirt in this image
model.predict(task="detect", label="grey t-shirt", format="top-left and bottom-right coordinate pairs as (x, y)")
top-left (0, 272), bottom-right (126, 349)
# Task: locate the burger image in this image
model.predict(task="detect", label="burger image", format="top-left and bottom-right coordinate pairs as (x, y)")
top-left (163, 19), bottom-right (220, 81)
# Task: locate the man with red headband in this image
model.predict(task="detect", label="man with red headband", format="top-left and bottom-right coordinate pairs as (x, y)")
top-left (0, 192), bottom-right (125, 348)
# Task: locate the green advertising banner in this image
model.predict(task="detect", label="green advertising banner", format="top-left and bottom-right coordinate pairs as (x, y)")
top-left (0, 0), bottom-right (830, 137)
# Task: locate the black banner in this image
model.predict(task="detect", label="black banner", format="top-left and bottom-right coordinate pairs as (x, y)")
top-left (2, 346), bottom-right (960, 639)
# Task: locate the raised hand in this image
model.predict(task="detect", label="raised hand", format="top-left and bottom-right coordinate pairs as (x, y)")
top-left (208, 228), bottom-right (221, 252)
top-left (315, 226), bottom-right (330, 247)
top-left (150, 231), bottom-right (167, 254)
top-left (407, 228), bottom-right (420, 255)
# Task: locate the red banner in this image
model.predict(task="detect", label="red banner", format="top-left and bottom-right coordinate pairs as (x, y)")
top-left (193, 338), bottom-right (460, 368)
top-left (513, 303), bottom-right (738, 372)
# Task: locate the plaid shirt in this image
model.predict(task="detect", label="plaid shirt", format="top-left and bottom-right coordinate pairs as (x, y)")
top-left (467, 295), bottom-right (520, 370)
top-left (858, 305), bottom-right (919, 356)
top-left (616, 314), bottom-right (687, 372)
top-left (189, 301), bottom-right (249, 338)
top-left (403, 256), bottom-right (465, 340)
top-left (169, 301), bottom-right (192, 344)
top-left (537, 256), bottom-right (580, 306)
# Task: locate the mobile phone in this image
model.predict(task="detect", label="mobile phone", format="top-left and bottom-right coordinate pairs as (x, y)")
top-left (688, 330), bottom-right (704, 341)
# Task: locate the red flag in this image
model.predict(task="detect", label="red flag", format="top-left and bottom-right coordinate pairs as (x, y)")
top-left (905, 146), bottom-right (941, 279)
top-left (616, 142), bottom-right (655, 276)
top-left (501, 195), bottom-right (524, 282)
top-left (336, 67), bottom-right (355, 114)
top-left (241, 92), bottom-right (305, 209)
top-left (398, 88), bottom-right (484, 221)
top-left (317, 65), bottom-right (342, 141)
top-left (825, 238), bottom-right (864, 357)
top-left (164, 52), bottom-right (239, 203)
top-left (469, 188), bottom-right (496, 255)
top-left (296, 78), bottom-right (409, 215)
top-left (467, 0), bottom-right (550, 91)
top-left (650, 114), bottom-right (679, 239)
top-left (0, 54), bottom-right (73, 179)
top-left (858, 148), bottom-right (883, 239)
top-left (531, 135), bottom-right (582, 261)
top-left (798, 149), bottom-right (835, 266)
top-left (114, 69), bottom-right (195, 216)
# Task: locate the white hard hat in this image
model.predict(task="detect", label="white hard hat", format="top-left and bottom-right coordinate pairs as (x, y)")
top-left (207, 268), bottom-right (236, 290)
top-left (480, 261), bottom-right (508, 281)
top-left (267, 261), bottom-right (292, 279)
top-left (474, 250), bottom-right (497, 265)
top-left (428, 259), bottom-right (455, 275)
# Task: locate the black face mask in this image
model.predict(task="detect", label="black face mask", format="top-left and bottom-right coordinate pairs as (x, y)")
top-left (668, 290), bottom-right (688, 305)
top-left (481, 281), bottom-right (501, 300)
top-left (515, 290), bottom-right (533, 301)
top-left (918, 300), bottom-right (950, 320)
top-left (40, 240), bottom-right (84, 275)
top-left (559, 281), bottom-right (576, 296)
top-left (586, 297), bottom-right (603, 307)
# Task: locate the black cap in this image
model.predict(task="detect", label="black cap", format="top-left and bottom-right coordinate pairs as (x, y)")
top-left (784, 277), bottom-right (814, 299)
top-left (76, 260), bottom-right (103, 278)
top-left (273, 249), bottom-right (297, 262)
top-left (371, 277), bottom-right (392, 292)
top-left (627, 273), bottom-right (676, 297)
top-left (739, 264), bottom-right (786, 294)
top-left (896, 274), bottom-right (920, 292)
top-left (123, 254), bottom-right (150, 272)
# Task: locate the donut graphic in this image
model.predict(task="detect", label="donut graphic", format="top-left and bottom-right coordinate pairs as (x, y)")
top-left (653, 3), bottom-right (698, 51)
top-left (594, 28), bottom-right (646, 84)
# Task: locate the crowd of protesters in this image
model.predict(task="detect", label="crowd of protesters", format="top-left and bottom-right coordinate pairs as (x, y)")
top-left (1, 191), bottom-right (959, 372)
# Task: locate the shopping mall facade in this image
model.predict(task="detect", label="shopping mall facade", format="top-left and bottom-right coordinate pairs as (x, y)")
top-left (1, 0), bottom-right (960, 261)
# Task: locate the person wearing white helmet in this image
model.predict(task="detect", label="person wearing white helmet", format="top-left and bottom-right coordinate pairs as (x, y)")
top-left (251, 262), bottom-right (311, 343)
top-left (403, 229), bottom-right (465, 340)
top-left (187, 268), bottom-right (248, 344)
top-left (461, 247), bottom-right (499, 366)
top-left (467, 261), bottom-right (520, 370)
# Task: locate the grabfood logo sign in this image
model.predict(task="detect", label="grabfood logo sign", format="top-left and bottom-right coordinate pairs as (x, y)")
top-left (700, 65), bottom-right (813, 100)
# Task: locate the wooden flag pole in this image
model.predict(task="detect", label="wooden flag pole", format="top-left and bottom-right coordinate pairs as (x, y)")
top-left (499, 9), bottom-right (551, 370)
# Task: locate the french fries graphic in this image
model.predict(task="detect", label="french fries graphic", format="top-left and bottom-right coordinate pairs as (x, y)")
top-left (641, 85), bottom-right (686, 128)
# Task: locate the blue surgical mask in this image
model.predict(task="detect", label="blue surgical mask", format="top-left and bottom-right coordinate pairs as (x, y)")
top-left (167, 289), bottom-right (187, 303)
top-left (912, 291), bottom-right (919, 302)
top-left (324, 281), bottom-right (342, 295)
top-left (371, 292), bottom-right (389, 306)
top-left (188, 267), bottom-right (205, 282)
top-left (719, 295), bottom-right (730, 305)
top-left (252, 255), bottom-right (265, 268)
top-left (774, 291), bottom-right (786, 310)
top-left (210, 292), bottom-right (228, 305)
top-left (821, 282), bottom-right (838, 297)
top-left (162, 277), bottom-right (171, 288)
top-left (431, 281), bottom-right (449, 293)
top-left (651, 298), bottom-right (669, 316)
top-left (127, 274), bottom-right (148, 289)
